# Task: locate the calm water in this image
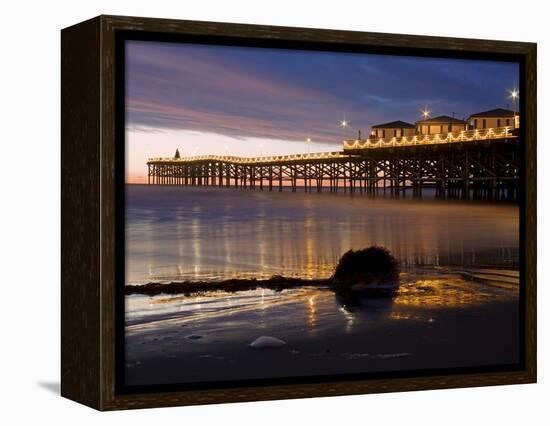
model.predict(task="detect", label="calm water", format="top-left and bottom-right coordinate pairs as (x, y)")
top-left (125, 185), bottom-right (519, 285)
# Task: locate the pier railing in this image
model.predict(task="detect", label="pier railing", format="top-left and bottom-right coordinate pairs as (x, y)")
top-left (343, 126), bottom-right (516, 151)
top-left (148, 151), bottom-right (349, 164)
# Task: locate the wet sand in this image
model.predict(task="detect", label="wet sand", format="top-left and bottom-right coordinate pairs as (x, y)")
top-left (125, 270), bottom-right (520, 386)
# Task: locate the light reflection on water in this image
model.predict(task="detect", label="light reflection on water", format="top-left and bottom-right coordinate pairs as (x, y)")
top-left (126, 271), bottom-right (518, 335)
top-left (126, 185), bottom-right (519, 285)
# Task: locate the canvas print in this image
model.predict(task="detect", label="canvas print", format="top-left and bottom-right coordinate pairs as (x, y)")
top-left (123, 40), bottom-right (521, 389)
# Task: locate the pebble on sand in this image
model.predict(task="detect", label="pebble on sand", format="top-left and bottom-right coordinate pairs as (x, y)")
top-left (187, 334), bottom-right (203, 340)
top-left (249, 336), bottom-right (287, 348)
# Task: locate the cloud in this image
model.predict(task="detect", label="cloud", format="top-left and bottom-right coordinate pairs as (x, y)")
top-left (125, 41), bottom-right (519, 145)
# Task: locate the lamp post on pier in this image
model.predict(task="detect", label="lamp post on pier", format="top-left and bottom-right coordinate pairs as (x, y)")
top-left (509, 88), bottom-right (519, 129)
top-left (421, 106), bottom-right (431, 120)
top-left (509, 89), bottom-right (519, 115)
top-left (339, 117), bottom-right (350, 142)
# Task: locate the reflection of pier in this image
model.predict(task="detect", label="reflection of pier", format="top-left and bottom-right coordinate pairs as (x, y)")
top-left (147, 126), bottom-right (520, 201)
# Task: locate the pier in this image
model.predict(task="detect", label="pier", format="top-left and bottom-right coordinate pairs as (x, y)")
top-left (146, 125), bottom-right (520, 201)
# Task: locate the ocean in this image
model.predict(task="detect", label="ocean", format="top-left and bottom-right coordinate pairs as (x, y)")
top-left (125, 185), bottom-right (519, 285)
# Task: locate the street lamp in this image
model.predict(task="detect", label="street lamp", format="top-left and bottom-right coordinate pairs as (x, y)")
top-left (421, 106), bottom-right (431, 119)
top-left (339, 117), bottom-right (350, 141)
top-left (306, 137), bottom-right (312, 154)
top-left (509, 89), bottom-right (519, 115)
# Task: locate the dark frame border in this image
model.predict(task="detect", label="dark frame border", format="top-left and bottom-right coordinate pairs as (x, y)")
top-left (61, 15), bottom-right (536, 411)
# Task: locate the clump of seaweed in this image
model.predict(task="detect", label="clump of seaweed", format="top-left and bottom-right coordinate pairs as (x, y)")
top-left (330, 246), bottom-right (400, 297)
top-left (125, 276), bottom-right (328, 296)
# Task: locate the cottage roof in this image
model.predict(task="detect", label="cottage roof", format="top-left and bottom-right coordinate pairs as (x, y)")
top-left (416, 115), bottom-right (467, 125)
top-left (371, 120), bottom-right (415, 129)
top-left (468, 108), bottom-right (516, 118)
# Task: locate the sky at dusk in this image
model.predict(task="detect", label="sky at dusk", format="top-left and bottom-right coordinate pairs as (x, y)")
top-left (125, 40), bottom-right (519, 183)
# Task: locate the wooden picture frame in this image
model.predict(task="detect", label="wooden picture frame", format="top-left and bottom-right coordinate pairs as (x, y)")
top-left (61, 15), bottom-right (536, 411)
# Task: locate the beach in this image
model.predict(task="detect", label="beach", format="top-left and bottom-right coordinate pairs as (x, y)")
top-left (125, 269), bottom-right (519, 386)
top-left (124, 185), bottom-right (520, 386)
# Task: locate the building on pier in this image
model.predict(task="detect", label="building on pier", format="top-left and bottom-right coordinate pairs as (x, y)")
top-left (415, 115), bottom-right (468, 135)
top-left (370, 120), bottom-right (416, 139)
top-left (367, 108), bottom-right (519, 140)
top-left (467, 108), bottom-right (518, 130)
